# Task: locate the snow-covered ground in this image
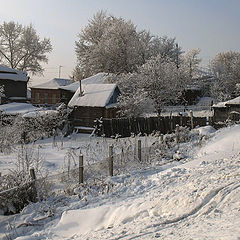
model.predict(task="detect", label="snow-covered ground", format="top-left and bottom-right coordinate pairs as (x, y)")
top-left (0, 125), bottom-right (240, 239)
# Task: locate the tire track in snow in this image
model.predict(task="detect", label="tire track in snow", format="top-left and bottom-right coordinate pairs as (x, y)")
top-left (116, 182), bottom-right (240, 240)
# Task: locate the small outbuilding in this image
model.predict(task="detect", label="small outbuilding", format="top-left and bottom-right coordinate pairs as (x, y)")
top-left (0, 65), bottom-right (29, 104)
top-left (213, 96), bottom-right (240, 122)
top-left (59, 72), bottom-right (108, 104)
top-left (31, 78), bottom-right (72, 105)
top-left (68, 83), bottom-right (121, 127)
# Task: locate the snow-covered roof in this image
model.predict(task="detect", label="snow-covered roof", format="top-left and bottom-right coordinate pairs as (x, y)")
top-left (213, 96), bottom-right (240, 108)
top-left (31, 78), bottom-right (72, 90)
top-left (82, 72), bottom-right (107, 84)
top-left (60, 81), bottom-right (80, 93)
top-left (0, 65), bottom-right (28, 82)
top-left (0, 102), bottom-right (39, 115)
top-left (60, 73), bottom-right (108, 93)
top-left (68, 84), bottom-right (118, 108)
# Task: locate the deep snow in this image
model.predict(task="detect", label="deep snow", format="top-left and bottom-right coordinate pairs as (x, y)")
top-left (0, 125), bottom-right (240, 240)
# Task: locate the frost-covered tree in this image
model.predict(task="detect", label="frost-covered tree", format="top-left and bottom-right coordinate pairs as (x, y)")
top-left (210, 51), bottom-right (240, 101)
top-left (149, 36), bottom-right (183, 66)
top-left (183, 48), bottom-right (201, 78)
top-left (138, 56), bottom-right (189, 114)
top-left (0, 21), bottom-right (52, 75)
top-left (74, 11), bottom-right (183, 79)
top-left (75, 11), bottom-right (145, 78)
top-left (110, 56), bottom-right (189, 116)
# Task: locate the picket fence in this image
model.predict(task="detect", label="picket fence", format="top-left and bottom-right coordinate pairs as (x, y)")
top-left (101, 114), bottom-right (211, 137)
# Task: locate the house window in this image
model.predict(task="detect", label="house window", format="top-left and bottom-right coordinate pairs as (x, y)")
top-left (43, 93), bottom-right (48, 104)
top-left (35, 93), bottom-right (40, 103)
top-left (52, 93), bottom-right (57, 104)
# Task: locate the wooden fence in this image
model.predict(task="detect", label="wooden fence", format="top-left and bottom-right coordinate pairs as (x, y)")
top-left (101, 115), bottom-right (210, 137)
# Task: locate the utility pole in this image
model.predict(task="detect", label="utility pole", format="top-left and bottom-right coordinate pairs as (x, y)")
top-left (58, 65), bottom-right (63, 78)
top-left (176, 43), bottom-right (179, 69)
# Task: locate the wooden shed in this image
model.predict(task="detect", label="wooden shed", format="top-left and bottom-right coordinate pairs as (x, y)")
top-left (0, 65), bottom-right (29, 104)
top-left (59, 72), bottom-right (108, 104)
top-left (31, 78), bottom-right (72, 105)
top-left (68, 83), bottom-right (121, 127)
top-left (213, 96), bottom-right (240, 122)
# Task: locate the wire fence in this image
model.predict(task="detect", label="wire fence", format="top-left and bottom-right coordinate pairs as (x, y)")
top-left (0, 126), bottom-right (195, 214)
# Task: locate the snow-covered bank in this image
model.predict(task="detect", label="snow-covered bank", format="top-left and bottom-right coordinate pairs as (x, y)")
top-left (0, 125), bottom-right (240, 240)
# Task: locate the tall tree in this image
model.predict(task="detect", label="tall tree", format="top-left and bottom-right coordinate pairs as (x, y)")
top-left (0, 21), bottom-right (52, 75)
top-left (183, 48), bottom-right (201, 78)
top-left (74, 11), bottom-right (183, 80)
top-left (114, 56), bottom-right (190, 116)
top-left (210, 51), bottom-right (240, 101)
top-left (149, 36), bottom-right (182, 66)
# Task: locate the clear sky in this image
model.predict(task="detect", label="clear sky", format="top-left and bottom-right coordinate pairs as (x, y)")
top-left (0, 0), bottom-right (240, 86)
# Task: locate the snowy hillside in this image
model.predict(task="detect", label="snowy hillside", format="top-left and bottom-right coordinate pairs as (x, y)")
top-left (0, 125), bottom-right (240, 239)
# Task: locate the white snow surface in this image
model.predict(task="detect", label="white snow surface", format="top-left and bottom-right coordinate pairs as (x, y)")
top-left (31, 78), bottom-right (72, 89)
top-left (213, 96), bottom-right (240, 108)
top-left (68, 83), bottom-right (118, 107)
top-left (22, 109), bottom-right (58, 118)
top-left (81, 72), bottom-right (107, 85)
top-left (60, 73), bottom-right (108, 93)
top-left (0, 65), bottom-right (28, 82)
top-left (0, 102), bottom-right (39, 115)
top-left (0, 125), bottom-right (240, 239)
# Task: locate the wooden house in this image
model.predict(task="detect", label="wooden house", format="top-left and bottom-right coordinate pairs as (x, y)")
top-left (213, 96), bottom-right (240, 122)
top-left (59, 72), bottom-right (108, 104)
top-left (0, 65), bottom-right (29, 104)
top-left (31, 78), bottom-right (72, 105)
top-left (68, 83), bottom-right (121, 127)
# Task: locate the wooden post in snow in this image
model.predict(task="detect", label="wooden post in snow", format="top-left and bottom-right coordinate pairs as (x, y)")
top-left (109, 145), bottom-right (113, 177)
top-left (29, 168), bottom-right (38, 202)
top-left (30, 168), bottom-right (36, 181)
top-left (189, 110), bottom-right (194, 129)
top-left (79, 154), bottom-right (84, 184)
top-left (170, 111), bottom-right (173, 131)
top-left (179, 112), bottom-right (183, 126)
top-left (175, 124), bottom-right (180, 144)
top-left (138, 139), bottom-right (142, 162)
top-left (159, 134), bottom-right (164, 145)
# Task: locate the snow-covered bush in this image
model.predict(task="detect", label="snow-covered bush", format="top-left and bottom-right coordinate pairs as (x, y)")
top-left (0, 105), bottom-right (70, 153)
top-left (0, 144), bottom-right (51, 214)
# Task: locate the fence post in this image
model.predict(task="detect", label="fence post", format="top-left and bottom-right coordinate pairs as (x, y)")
top-left (189, 110), bottom-right (194, 129)
top-left (29, 168), bottom-right (38, 202)
top-left (109, 145), bottom-right (113, 177)
top-left (138, 139), bottom-right (142, 162)
top-left (30, 168), bottom-right (36, 181)
top-left (179, 112), bottom-right (183, 126)
top-left (159, 134), bottom-right (164, 145)
top-left (175, 124), bottom-right (180, 144)
top-left (170, 111), bottom-right (173, 131)
top-left (79, 154), bottom-right (84, 184)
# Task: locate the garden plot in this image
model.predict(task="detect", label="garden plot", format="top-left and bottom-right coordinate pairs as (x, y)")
top-left (0, 125), bottom-right (239, 240)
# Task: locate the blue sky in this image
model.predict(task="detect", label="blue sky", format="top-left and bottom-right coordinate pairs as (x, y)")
top-left (0, 0), bottom-right (240, 85)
